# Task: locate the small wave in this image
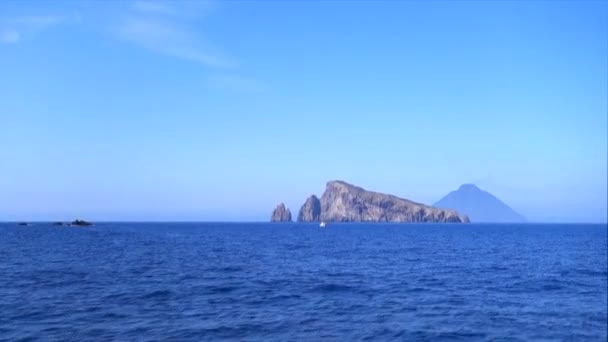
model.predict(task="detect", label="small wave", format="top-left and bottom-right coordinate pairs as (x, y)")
top-left (141, 289), bottom-right (172, 299)
top-left (130, 266), bottom-right (153, 275)
top-left (541, 284), bottom-right (563, 291)
top-left (82, 306), bottom-right (102, 314)
top-left (212, 266), bottom-right (243, 273)
top-left (179, 274), bottom-right (197, 281)
top-left (268, 294), bottom-right (301, 302)
top-left (103, 292), bottom-right (132, 301)
top-left (42, 327), bottom-right (63, 334)
top-left (324, 271), bottom-right (361, 278)
top-left (488, 265), bottom-right (510, 271)
top-left (101, 312), bottom-right (129, 319)
top-left (207, 285), bottom-right (237, 293)
top-left (437, 330), bottom-right (488, 340)
top-left (298, 317), bottom-right (318, 325)
top-left (10, 309), bottom-right (49, 321)
top-left (198, 323), bottom-right (266, 338)
top-left (310, 283), bottom-right (355, 293)
top-left (499, 279), bottom-right (567, 294)
top-left (283, 243), bottom-right (310, 250)
top-left (570, 269), bottom-right (608, 277)
top-left (403, 258), bottom-right (422, 262)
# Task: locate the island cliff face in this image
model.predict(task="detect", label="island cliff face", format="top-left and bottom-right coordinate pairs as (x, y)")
top-left (270, 203), bottom-right (292, 222)
top-left (297, 195), bottom-right (321, 222)
top-left (298, 181), bottom-right (469, 223)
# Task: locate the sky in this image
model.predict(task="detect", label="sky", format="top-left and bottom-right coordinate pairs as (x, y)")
top-left (0, 0), bottom-right (606, 222)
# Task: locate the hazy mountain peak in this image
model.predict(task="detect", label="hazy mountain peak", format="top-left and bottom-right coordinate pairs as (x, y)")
top-left (434, 184), bottom-right (524, 223)
top-left (458, 184), bottom-right (481, 192)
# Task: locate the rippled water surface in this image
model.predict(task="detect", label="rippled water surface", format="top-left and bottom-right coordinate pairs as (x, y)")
top-left (0, 223), bottom-right (606, 341)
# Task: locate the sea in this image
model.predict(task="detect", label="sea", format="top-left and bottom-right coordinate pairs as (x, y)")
top-left (0, 223), bottom-right (606, 341)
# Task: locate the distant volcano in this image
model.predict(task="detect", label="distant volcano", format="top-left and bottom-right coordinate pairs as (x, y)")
top-left (434, 184), bottom-right (525, 223)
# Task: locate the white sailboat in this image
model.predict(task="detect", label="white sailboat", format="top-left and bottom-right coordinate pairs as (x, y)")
top-left (319, 221), bottom-right (326, 228)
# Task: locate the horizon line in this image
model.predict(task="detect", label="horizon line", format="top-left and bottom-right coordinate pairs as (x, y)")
top-left (2, 221), bottom-right (607, 225)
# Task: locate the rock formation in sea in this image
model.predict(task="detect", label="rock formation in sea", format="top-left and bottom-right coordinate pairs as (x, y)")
top-left (297, 180), bottom-right (469, 223)
top-left (270, 203), bottom-right (292, 222)
top-left (297, 195), bottom-right (321, 222)
top-left (434, 184), bottom-right (525, 223)
top-left (71, 219), bottom-right (93, 227)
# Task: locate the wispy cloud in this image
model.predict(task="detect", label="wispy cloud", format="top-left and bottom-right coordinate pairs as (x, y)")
top-left (117, 1), bottom-right (231, 67)
top-left (0, 14), bottom-right (79, 44)
top-left (120, 1), bottom-right (268, 91)
top-left (133, 1), bottom-right (178, 15)
top-left (119, 17), bottom-right (232, 68)
top-left (11, 15), bottom-right (69, 28)
top-left (0, 28), bottom-right (19, 44)
top-left (2, 1), bottom-right (266, 92)
top-left (132, 0), bottom-right (213, 17)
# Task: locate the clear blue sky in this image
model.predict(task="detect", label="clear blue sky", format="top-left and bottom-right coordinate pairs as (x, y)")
top-left (1, 0), bottom-right (606, 222)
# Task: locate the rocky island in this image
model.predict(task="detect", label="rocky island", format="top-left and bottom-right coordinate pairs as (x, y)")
top-left (297, 195), bottom-right (321, 222)
top-left (270, 203), bottom-right (292, 222)
top-left (287, 180), bottom-right (469, 223)
top-left (71, 219), bottom-right (93, 227)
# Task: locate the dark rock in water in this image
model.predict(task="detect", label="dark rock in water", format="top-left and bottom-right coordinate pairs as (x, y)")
top-left (71, 219), bottom-right (93, 227)
top-left (297, 195), bottom-right (321, 222)
top-left (17, 222), bottom-right (30, 227)
top-left (53, 222), bottom-right (66, 226)
top-left (270, 203), bottom-right (292, 222)
top-left (298, 180), bottom-right (469, 223)
top-left (434, 184), bottom-right (525, 223)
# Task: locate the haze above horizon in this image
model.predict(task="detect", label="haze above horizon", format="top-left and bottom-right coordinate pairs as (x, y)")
top-left (1, 0), bottom-right (606, 223)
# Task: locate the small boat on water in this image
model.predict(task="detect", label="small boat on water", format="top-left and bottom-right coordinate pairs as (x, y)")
top-left (319, 221), bottom-right (326, 228)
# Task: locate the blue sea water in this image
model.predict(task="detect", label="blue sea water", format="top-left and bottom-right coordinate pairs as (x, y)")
top-left (0, 223), bottom-right (606, 341)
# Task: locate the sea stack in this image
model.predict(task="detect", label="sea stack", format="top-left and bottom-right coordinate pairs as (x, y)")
top-left (297, 195), bottom-right (322, 222)
top-left (270, 203), bottom-right (292, 222)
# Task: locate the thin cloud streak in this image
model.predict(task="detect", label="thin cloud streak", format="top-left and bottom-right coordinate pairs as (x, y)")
top-left (2, 2), bottom-right (266, 92)
top-left (9, 15), bottom-right (68, 28)
top-left (118, 1), bottom-right (232, 68)
top-left (0, 14), bottom-right (79, 44)
top-left (0, 28), bottom-right (19, 43)
top-left (133, 0), bottom-right (214, 17)
top-left (133, 1), bottom-right (179, 16)
top-left (119, 17), bottom-right (233, 68)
